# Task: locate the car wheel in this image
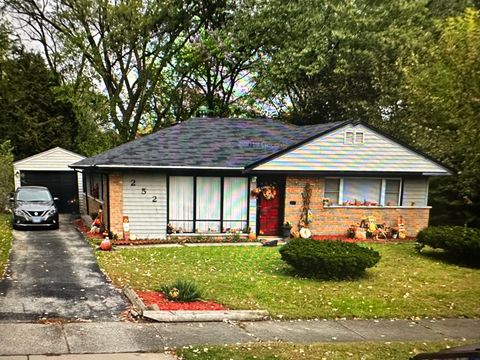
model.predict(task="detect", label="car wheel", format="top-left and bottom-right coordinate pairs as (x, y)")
top-left (52, 223), bottom-right (59, 230)
top-left (13, 224), bottom-right (20, 230)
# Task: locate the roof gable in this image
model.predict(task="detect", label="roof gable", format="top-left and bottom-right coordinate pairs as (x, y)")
top-left (251, 123), bottom-right (451, 175)
top-left (14, 147), bottom-right (85, 170)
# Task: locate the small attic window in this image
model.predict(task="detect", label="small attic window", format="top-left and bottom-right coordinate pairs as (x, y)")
top-left (344, 130), bottom-right (364, 145)
top-left (345, 131), bottom-right (354, 144)
top-left (355, 132), bottom-right (364, 144)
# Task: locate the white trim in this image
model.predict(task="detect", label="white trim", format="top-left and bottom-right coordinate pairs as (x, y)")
top-left (324, 176), bottom-right (402, 206)
top-left (96, 164), bottom-right (244, 170)
top-left (422, 172), bottom-right (448, 176)
top-left (380, 179), bottom-right (386, 205)
top-left (13, 147), bottom-right (84, 166)
top-left (86, 194), bottom-right (104, 204)
top-left (425, 178), bottom-right (430, 205)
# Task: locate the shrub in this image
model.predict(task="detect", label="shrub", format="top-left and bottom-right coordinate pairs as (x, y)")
top-left (158, 279), bottom-right (202, 302)
top-left (0, 141), bottom-right (14, 213)
top-left (416, 226), bottom-right (480, 260)
top-left (279, 238), bottom-right (380, 279)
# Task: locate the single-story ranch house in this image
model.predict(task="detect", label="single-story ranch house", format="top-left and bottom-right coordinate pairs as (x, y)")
top-left (71, 117), bottom-right (450, 240)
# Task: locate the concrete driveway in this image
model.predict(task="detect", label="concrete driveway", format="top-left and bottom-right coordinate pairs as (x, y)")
top-left (0, 215), bottom-right (128, 322)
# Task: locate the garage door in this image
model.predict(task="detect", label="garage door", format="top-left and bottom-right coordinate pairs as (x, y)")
top-left (20, 171), bottom-right (79, 213)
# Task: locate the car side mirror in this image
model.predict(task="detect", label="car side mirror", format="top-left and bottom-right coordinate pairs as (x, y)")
top-left (53, 197), bottom-right (60, 201)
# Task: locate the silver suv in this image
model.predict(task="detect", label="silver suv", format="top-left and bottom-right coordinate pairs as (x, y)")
top-left (11, 186), bottom-right (59, 230)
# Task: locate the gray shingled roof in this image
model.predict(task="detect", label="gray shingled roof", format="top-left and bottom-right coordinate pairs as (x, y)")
top-left (72, 117), bottom-right (344, 169)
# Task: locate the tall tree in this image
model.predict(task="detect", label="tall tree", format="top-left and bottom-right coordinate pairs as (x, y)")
top-left (249, 0), bottom-right (432, 124)
top-left (172, 0), bottom-right (261, 118)
top-left (0, 43), bottom-right (80, 159)
top-left (401, 8), bottom-right (480, 226)
top-left (6, 0), bottom-right (226, 141)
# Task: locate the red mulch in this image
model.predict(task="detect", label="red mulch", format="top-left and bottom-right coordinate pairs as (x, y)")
top-left (137, 291), bottom-right (228, 311)
top-left (113, 239), bottom-right (167, 245)
top-left (74, 218), bottom-right (103, 239)
top-left (312, 235), bottom-right (415, 243)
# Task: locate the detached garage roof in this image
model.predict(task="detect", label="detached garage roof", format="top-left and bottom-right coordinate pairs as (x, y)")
top-left (14, 147), bottom-right (85, 171)
top-left (71, 117), bottom-right (451, 175)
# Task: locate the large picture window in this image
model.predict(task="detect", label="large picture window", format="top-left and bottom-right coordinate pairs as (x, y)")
top-left (223, 177), bottom-right (248, 232)
top-left (343, 178), bottom-right (382, 204)
top-left (324, 178), bottom-right (402, 206)
top-left (196, 177), bottom-right (221, 232)
top-left (168, 176), bottom-right (194, 232)
top-left (168, 176), bottom-right (249, 234)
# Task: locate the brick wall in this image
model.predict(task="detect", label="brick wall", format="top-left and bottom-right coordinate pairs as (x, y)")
top-left (284, 176), bottom-right (324, 234)
top-left (108, 172), bottom-right (124, 236)
top-left (284, 176), bottom-right (430, 238)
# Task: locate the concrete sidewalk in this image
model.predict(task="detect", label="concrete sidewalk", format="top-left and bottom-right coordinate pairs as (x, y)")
top-left (0, 318), bottom-right (479, 356)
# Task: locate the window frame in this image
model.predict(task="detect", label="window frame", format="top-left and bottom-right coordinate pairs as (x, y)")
top-left (324, 177), bottom-right (402, 207)
top-left (344, 130), bottom-right (365, 145)
top-left (167, 175), bottom-right (250, 234)
top-left (87, 173), bottom-right (104, 201)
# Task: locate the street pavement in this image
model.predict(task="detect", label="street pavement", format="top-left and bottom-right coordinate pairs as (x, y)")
top-left (0, 215), bottom-right (128, 322)
top-left (0, 318), bottom-right (479, 356)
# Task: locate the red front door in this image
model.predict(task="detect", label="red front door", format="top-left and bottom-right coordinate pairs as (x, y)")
top-left (258, 190), bottom-right (281, 236)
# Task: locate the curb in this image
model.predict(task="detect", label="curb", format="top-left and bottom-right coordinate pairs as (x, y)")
top-left (122, 285), bottom-right (270, 322)
top-left (143, 309), bottom-right (269, 322)
top-left (123, 285), bottom-right (147, 316)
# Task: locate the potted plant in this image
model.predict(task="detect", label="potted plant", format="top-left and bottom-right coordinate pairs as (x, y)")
top-left (281, 221), bottom-right (292, 238)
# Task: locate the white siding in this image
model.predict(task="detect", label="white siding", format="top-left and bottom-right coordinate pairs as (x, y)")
top-left (254, 124), bottom-right (449, 174)
top-left (77, 171), bottom-right (85, 214)
top-left (403, 177), bottom-right (429, 207)
top-left (123, 172), bottom-right (167, 239)
top-left (14, 147), bottom-right (84, 171)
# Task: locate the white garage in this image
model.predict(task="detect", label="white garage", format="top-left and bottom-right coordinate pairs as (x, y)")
top-left (13, 147), bottom-right (85, 214)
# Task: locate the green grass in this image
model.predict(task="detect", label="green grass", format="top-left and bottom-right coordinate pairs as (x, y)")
top-left (96, 242), bottom-right (480, 319)
top-left (0, 213), bottom-right (13, 275)
top-left (176, 340), bottom-right (479, 360)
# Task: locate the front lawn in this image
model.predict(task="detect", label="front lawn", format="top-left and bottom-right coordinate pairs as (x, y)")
top-left (177, 340), bottom-right (479, 360)
top-left (0, 213), bottom-right (13, 275)
top-left (96, 242), bottom-right (480, 319)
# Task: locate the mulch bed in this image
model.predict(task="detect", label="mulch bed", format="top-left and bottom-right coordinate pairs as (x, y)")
top-left (137, 291), bottom-right (228, 311)
top-left (312, 235), bottom-right (415, 243)
top-left (74, 218), bottom-right (103, 239)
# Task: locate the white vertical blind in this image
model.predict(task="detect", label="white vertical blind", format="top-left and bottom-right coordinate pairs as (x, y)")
top-left (196, 177), bottom-right (221, 232)
top-left (169, 176), bottom-right (194, 232)
top-left (223, 177), bottom-right (248, 231)
top-left (343, 178), bottom-right (381, 203)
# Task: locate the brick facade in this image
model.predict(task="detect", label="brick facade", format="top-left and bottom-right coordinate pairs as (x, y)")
top-left (284, 176), bottom-right (430, 238)
top-left (108, 172), bottom-right (124, 236)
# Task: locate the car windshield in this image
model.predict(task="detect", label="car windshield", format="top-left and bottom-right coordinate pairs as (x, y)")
top-left (16, 189), bottom-right (52, 202)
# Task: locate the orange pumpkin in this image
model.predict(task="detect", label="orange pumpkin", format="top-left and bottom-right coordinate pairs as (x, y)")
top-left (100, 239), bottom-right (112, 251)
top-left (248, 232), bottom-right (256, 241)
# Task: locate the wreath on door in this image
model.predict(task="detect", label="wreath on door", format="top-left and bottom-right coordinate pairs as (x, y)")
top-left (251, 184), bottom-right (277, 200)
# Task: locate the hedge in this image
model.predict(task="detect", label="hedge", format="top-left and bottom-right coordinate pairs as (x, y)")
top-left (279, 238), bottom-right (380, 279)
top-left (416, 226), bottom-right (480, 260)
